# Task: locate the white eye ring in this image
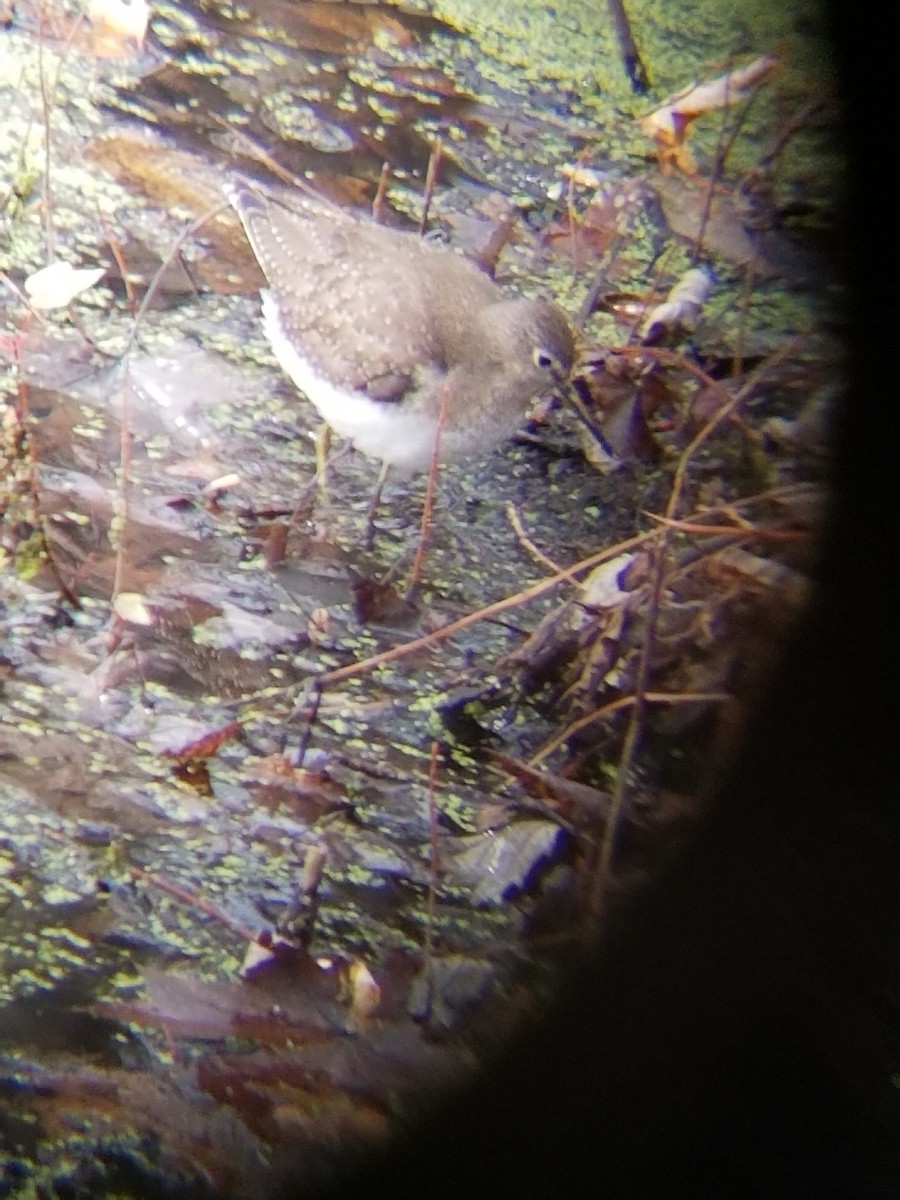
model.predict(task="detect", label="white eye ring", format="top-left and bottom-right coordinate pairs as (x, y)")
top-left (533, 348), bottom-right (556, 370)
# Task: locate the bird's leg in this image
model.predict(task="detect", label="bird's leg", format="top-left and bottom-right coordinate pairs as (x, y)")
top-left (363, 461), bottom-right (391, 550)
top-left (286, 429), bottom-right (350, 533)
top-left (314, 423), bottom-right (332, 499)
top-left (405, 386), bottom-right (448, 599)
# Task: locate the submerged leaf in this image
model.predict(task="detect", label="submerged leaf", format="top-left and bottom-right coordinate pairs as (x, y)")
top-left (444, 821), bottom-right (563, 905)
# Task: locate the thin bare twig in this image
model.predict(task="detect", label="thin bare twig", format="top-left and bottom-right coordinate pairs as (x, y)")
top-left (424, 740), bottom-right (441, 963)
top-left (584, 339), bottom-right (800, 935)
top-left (101, 217), bottom-right (138, 318)
top-left (584, 523), bottom-right (669, 936)
top-left (109, 366), bottom-right (134, 603)
top-left (692, 71), bottom-right (767, 266)
top-left (372, 161), bottom-right (390, 224)
top-left (119, 202), bottom-right (229, 358)
top-left (606, 0), bottom-right (650, 93)
top-left (36, 7), bottom-right (54, 261)
top-left (316, 530), bottom-right (657, 689)
top-left (406, 385), bottom-right (448, 597)
top-left (5, 335), bottom-right (81, 608)
top-left (505, 502), bottom-right (564, 573)
top-left (531, 689), bottom-right (732, 767)
top-left (419, 137), bottom-right (442, 235)
top-left (132, 867), bottom-right (261, 943)
top-left (35, 4), bottom-right (88, 262)
top-left (645, 513), bottom-right (810, 541)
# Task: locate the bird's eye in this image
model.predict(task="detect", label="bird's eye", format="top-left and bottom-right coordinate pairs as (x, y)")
top-left (533, 348), bottom-right (556, 371)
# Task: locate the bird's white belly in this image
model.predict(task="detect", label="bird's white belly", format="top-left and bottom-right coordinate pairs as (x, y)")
top-left (262, 291), bottom-right (444, 473)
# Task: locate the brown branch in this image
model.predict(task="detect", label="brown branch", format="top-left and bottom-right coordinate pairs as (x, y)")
top-left (645, 513), bottom-right (811, 541)
top-left (132, 867), bottom-right (261, 943)
top-left (123, 202), bottom-right (230, 355)
top-left (506, 502), bottom-right (564, 573)
top-left (531, 690), bottom-right (732, 767)
top-left (606, 0), bottom-right (650, 93)
top-left (372, 161), bottom-right (390, 224)
top-left (584, 523), bottom-right (669, 936)
top-left (419, 137), bottom-right (443, 235)
top-left (583, 339), bottom-right (800, 936)
top-left (424, 740), bottom-right (441, 964)
top-left (316, 530), bottom-right (657, 689)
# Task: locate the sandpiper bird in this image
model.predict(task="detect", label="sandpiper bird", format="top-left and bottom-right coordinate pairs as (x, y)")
top-left (225, 182), bottom-right (575, 481)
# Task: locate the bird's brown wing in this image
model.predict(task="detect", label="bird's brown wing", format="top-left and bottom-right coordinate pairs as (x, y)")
top-left (229, 185), bottom-right (445, 393)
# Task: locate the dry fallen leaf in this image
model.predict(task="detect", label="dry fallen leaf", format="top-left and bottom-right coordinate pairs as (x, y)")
top-left (112, 591), bottom-right (154, 626)
top-left (161, 720), bottom-right (242, 763)
top-left (88, 0), bottom-right (149, 55)
top-left (346, 960), bottom-right (381, 1024)
top-left (640, 267), bottom-right (713, 343)
top-left (639, 55), bottom-right (778, 173)
top-left (24, 261), bottom-right (106, 309)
